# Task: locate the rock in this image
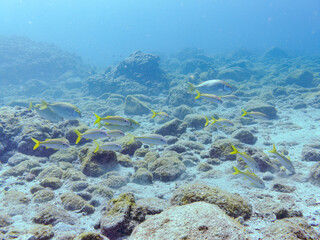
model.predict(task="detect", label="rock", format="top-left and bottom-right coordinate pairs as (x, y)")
top-left (124, 95), bottom-right (150, 115)
top-left (244, 103), bottom-right (278, 119)
top-left (144, 152), bottom-right (160, 163)
top-left (60, 192), bottom-right (94, 215)
top-left (179, 140), bottom-right (205, 151)
top-left (63, 168), bottom-right (87, 181)
top-left (261, 217), bottom-right (319, 240)
top-left (208, 139), bottom-right (238, 161)
top-left (2, 159), bottom-right (40, 177)
top-left (30, 185), bottom-right (45, 194)
top-left (0, 36), bottom-right (86, 84)
top-left (184, 114), bottom-right (206, 129)
top-left (286, 69), bottom-right (314, 87)
top-left (165, 143), bottom-right (187, 153)
top-left (74, 232), bottom-right (104, 240)
top-left (180, 58), bottom-right (212, 74)
top-left (196, 162), bottom-right (213, 172)
top-left (32, 205), bottom-right (76, 226)
top-left (131, 202), bottom-right (246, 240)
top-left (70, 181), bottom-right (89, 192)
top-left (217, 66), bottom-right (252, 81)
top-left (263, 47), bottom-right (288, 59)
top-left (155, 118), bottom-right (187, 137)
top-left (170, 183), bottom-right (252, 219)
top-left (33, 189), bottom-right (55, 203)
top-left (105, 175), bottom-right (128, 189)
top-left (309, 162), bottom-right (320, 186)
top-left (114, 51), bottom-right (166, 84)
top-left (7, 152), bottom-right (31, 166)
top-left (40, 177), bottom-right (63, 190)
top-left (0, 214), bottom-right (13, 227)
top-left (134, 148), bottom-right (150, 158)
top-left (232, 129), bottom-right (257, 145)
top-left (168, 84), bottom-right (194, 106)
top-left (244, 147), bottom-right (277, 173)
top-left (91, 186), bottom-right (114, 199)
top-left (28, 225), bottom-right (54, 240)
top-left (117, 154), bottom-right (134, 167)
top-left (79, 146), bottom-right (118, 177)
top-left (117, 135), bottom-right (142, 156)
top-left (131, 168), bottom-right (153, 185)
top-left (149, 157), bottom-right (186, 182)
top-left (172, 104), bottom-right (193, 119)
top-left (135, 198), bottom-right (169, 215)
top-left (38, 166), bottom-right (64, 180)
top-left (301, 147), bottom-right (320, 161)
top-left (49, 148), bottom-right (78, 163)
top-left (100, 193), bottom-right (147, 239)
top-left (272, 183), bottom-right (296, 193)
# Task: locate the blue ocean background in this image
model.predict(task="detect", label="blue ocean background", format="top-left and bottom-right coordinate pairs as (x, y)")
top-left (1, 1), bottom-right (320, 239)
top-left (0, 0), bottom-right (319, 67)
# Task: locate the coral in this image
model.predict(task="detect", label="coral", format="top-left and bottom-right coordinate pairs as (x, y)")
top-left (196, 162), bottom-right (213, 172)
top-left (104, 175), bottom-right (128, 189)
top-left (117, 154), bottom-right (134, 167)
top-left (32, 205), bottom-right (76, 226)
top-left (33, 189), bottom-right (55, 203)
top-left (38, 166), bottom-right (64, 180)
top-left (70, 181), bottom-right (89, 192)
top-left (170, 183), bottom-right (252, 219)
top-left (28, 225), bottom-right (55, 240)
top-left (40, 177), bottom-right (63, 190)
top-left (60, 192), bottom-right (94, 215)
top-left (116, 135), bottom-right (142, 156)
top-left (75, 232), bottom-right (104, 240)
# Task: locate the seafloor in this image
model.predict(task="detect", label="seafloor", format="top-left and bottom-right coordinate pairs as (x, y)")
top-left (0, 38), bottom-right (320, 240)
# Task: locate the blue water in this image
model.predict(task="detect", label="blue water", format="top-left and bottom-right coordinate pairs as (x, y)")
top-left (0, 0), bottom-right (319, 67)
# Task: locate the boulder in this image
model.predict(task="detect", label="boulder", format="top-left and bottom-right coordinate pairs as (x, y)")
top-left (124, 95), bottom-right (150, 115)
top-left (131, 202), bottom-right (246, 240)
top-left (286, 69), bottom-right (314, 87)
top-left (155, 118), bottom-right (187, 137)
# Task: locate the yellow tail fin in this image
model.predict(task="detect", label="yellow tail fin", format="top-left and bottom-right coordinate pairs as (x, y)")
top-left (94, 113), bottom-right (102, 125)
top-left (230, 145), bottom-right (238, 154)
top-left (195, 90), bottom-right (201, 99)
top-left (205, 116), bottom-right (209, 127)
top-left (31, 138), bottom-right (40, 150)
top-left (233, 166), bottom-right (240, 175)
top-left (241, 109), bottom-right (247, 118)
top-left (188, 82), bottom-right (195, 93)
top-left (268, 144), bottom-right (277, 153)
top-left (93, 140), bottom-right (99, 153)
top-left (28, 101), bottom-right (33, 111)
top-left (210, 117), bottom-right (217, 125)
top-left (127, 133), bottom-right (135, 145)
top-left (75, 129), bottom-right (82, 144)
top-left (39, 100), bottom-right (48, 110)
top-left (150, 109), bottom-right (157, 119)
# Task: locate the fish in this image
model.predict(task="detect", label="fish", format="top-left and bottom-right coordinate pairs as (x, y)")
top-left (230, 145), bottom-right (260, 172)
top-left (128, 134), bottom-right (167, 145)
top-left (268, 144), bottom-right (295, 174)
top-left (94, 113), bottom-right (130, 126)
top-left (195, 90), bottom-right (222, 104)
top-left (29, 101), bottom-right (63, 123)
top-left (233, 166), bottom-right (266, 189)
top-left (210, 116), bottom-right (234, 127)
top-left (31, 137), bottom-right (70, 150)
top-left (40, 100), bottom-right (81, 120)
top-left (220, 95), bottom-right (239, 101)
top-left (241, 109), bottom-right (268, 120)
top-left (188, 79), bottom-right (233, 95)
top-left (106, 130), bottom-right (125, 139)
top-left (98, 118), bottom-right (140, 132)
top-left (150, 109), bottom-right (169, 119)
top-left (94, 140), bottom-right (122, 152)
top-left (74, 129), bottom-right (109, 144)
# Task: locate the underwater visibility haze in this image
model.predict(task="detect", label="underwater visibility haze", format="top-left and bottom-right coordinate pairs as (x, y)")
top-left (0, 0), bottom-right (320, 239)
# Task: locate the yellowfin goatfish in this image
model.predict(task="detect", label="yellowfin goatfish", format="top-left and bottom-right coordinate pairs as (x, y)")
top-left (29, 101), bottom-right (63, 123)
top-left (221, 95), bottom-right (239, 101)
top-left (188, 79), bottom-right (233, 95)
top-left (150, 109), bottom-right (169, 119)
top-left (98, 119), bottom-right (140, 132)
top-left (241, 109), bottom-right (268, 120)
top-left (195, 90), bottom-right (222, 104)
top-left (74, 129), bottom-right (109, 144)
top-left (31, 138), bottom-right (70, 150)
top-left (230, 145), bottom-right (260, 172)
top-left (268, 144), bottom-right (295, 174)
top-left (233, 166), bottom-right (266, 189)
top-left (128, 134), bottom-right (167, 145)
top-left (40, 100), bottom-right (81, 120)
top-left (207, 116), bottom-right (234, 127)
top-left (94, 141), bottom-right (122, 152)
top-left (106, 130), bottom-right (125, 139)
top-left (94, 113), bottom-right (130, 126)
